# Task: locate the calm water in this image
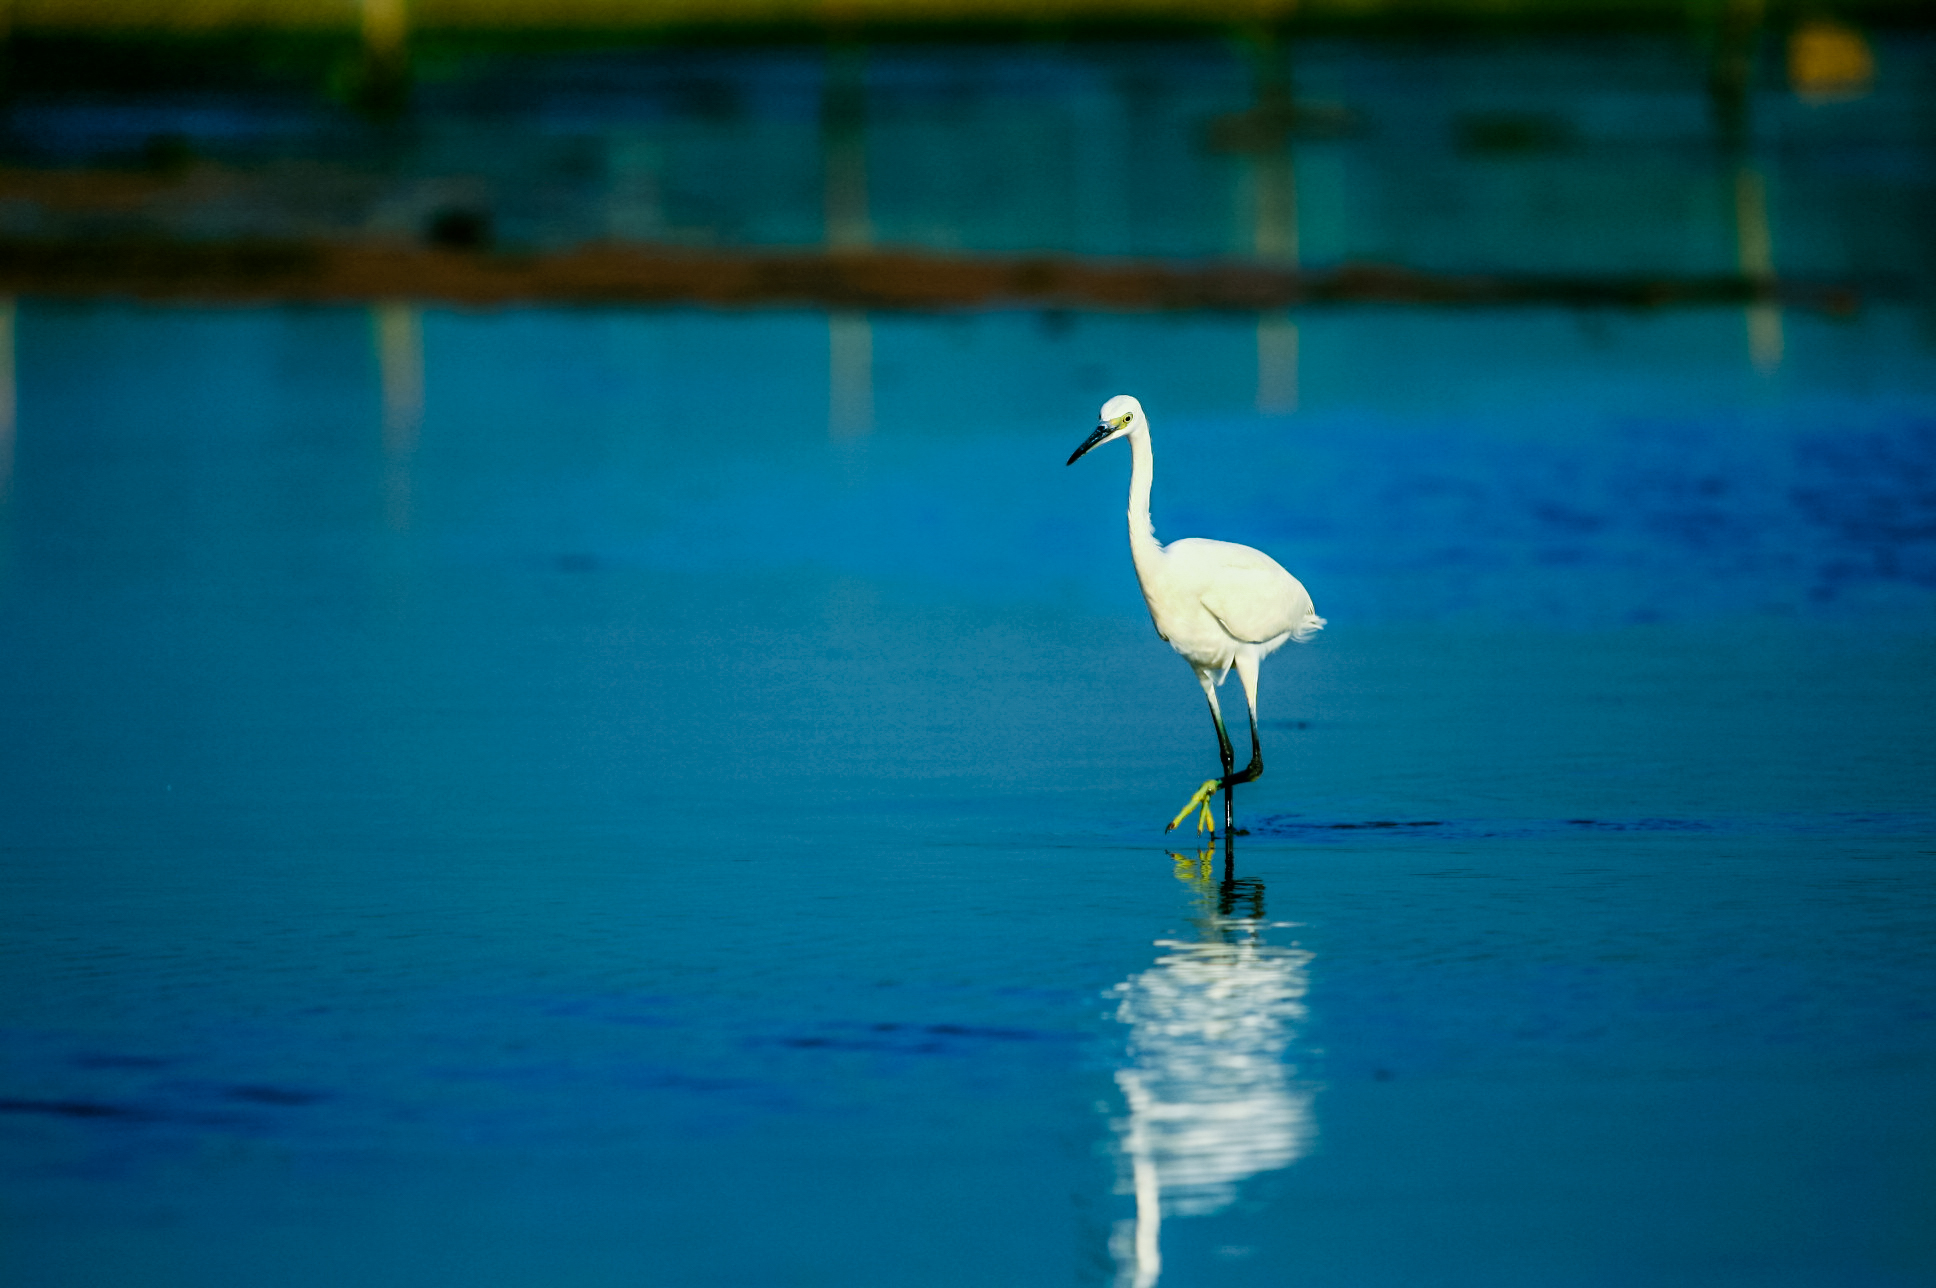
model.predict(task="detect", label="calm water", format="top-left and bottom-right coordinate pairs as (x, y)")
top-left (4, 30), bottom-right (1936, 1288)
top-left (2, 298), bottom-right (1932, 1287)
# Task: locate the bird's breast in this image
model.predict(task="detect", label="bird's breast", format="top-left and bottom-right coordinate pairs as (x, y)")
top-left (1142, 590), bottom-right (1239, 668)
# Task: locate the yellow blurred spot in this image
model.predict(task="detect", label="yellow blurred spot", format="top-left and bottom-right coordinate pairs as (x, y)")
top-left (1790, 19), bottom-right (1874, 102)
top-left (363, 0), bottom-right (407, 61)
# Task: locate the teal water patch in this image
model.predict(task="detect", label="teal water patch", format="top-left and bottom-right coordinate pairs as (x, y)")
top-left (1254, 812), bottom-right (1936, 841)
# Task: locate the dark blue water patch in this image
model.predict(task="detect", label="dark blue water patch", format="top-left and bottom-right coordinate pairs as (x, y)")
top-left (1791, 420), bottom-right (1936, 593)
top-left (1252, 812), bottom-right (1936, 843)
top-left (1, 1046), bottom-right (332, 1131)
top-left (1205, 401), bottom-right (1936, 626)
top-left (70, 1053), bottom-right (174, 1070)
top-left (534, 995), bottom-right (682, 1027)
top-left (0, 1094), bottom-right (267, 1131)
top-left (419, 1058), bottom-right (762, 1100)
top-left (0, 1097), bottom-right (154, 1122)
top-left (1298, 819), bottom-right (1452, 832)
top-left (223, 1084), bottom-right (327, 1106)
top-left (765, 1020), bottom-right (1077, 1057)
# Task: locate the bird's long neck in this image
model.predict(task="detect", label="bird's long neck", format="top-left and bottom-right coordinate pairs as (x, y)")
top-left (1126, 424), bottom-right (1163, 572)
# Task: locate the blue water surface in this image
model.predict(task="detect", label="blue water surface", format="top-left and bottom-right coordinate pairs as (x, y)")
top-left (0, 292), bottom-right (1931, 1287)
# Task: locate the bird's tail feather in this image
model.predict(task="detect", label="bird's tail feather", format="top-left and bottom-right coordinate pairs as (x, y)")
top-left (1291, 614), bottom-right (1327, 643)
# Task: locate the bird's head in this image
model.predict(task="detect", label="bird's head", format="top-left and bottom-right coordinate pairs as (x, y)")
top-left (1066, 394), bottom-right (1144, 465)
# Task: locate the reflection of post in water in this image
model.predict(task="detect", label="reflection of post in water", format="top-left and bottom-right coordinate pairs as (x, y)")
top-left (1256, 313), bottom-right (1298, 417)
top-left (605, 133), bottom-right (665, 243)
top-left (1734, 167), bottom-right (1782, 373)
top-left (374, 302), bottom-right (423, 532)
top-left (828, 313), bottom-right (872, 442)
top-left (1704, 0), bottom-right (1782, 372)
top-left (823, 41), bottom-right (871, 252)
top-left (824, 41), bottom-right (873, 440)
top-left (1212, 31), bottom-right (1300, 414)
top-left (1110, 841), bottom-right (1315, 1288)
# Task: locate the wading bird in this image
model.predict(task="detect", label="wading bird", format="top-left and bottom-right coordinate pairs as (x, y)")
top-left (1067, 395), bottom-right (1324, 836)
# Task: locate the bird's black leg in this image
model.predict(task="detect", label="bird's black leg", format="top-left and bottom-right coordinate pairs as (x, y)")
top-left (1198, 671), bottom-right (1237, 781)
top-left (1221, 717), bottom-right (1264, 788)
top-left (1219, 714), bottom-right (1264, 834)
top-left (1208, 707), bottom-right (1236, 837)
top-left (1169, 672), bottom-right (1239, 838)
top-left (1208, 706), bottom-right (1236, 780)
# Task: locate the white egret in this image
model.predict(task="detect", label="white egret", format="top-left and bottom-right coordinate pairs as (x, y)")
top-left (1067, 395), bottom-right (1324, 835)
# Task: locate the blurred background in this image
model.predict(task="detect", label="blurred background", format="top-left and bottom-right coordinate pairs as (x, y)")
top-left (0, 3), bottom-right (1932, 1287)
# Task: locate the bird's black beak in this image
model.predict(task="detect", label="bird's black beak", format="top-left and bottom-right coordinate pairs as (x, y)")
top-left (1066, 423), bottom-right (1113, 466)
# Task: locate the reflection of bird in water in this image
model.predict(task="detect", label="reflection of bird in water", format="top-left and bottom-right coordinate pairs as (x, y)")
top-left (1067, 395), bottom-right (1324, 835)
top-left (1109, 846), bottom-right (1316, 1288)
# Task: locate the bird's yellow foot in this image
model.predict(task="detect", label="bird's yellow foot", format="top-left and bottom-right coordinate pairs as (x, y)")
top-left (1166, 779), bottom-right (1222, 834)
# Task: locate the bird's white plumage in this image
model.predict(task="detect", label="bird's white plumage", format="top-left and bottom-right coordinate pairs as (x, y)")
top-left (1163, 536), bottom-right (1321, 644)
top-left (1090, 395), bottom-right (1323, 686)
top-left (1070, 394), bottom-right (1322, 819)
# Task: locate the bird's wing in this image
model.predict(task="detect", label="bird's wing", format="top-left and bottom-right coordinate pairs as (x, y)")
top-left (1167, 538), bottom-right (1315, 644)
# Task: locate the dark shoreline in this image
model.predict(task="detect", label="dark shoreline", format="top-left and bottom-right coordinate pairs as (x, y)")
top-left (0, 236), bottom-right (1863, 313)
